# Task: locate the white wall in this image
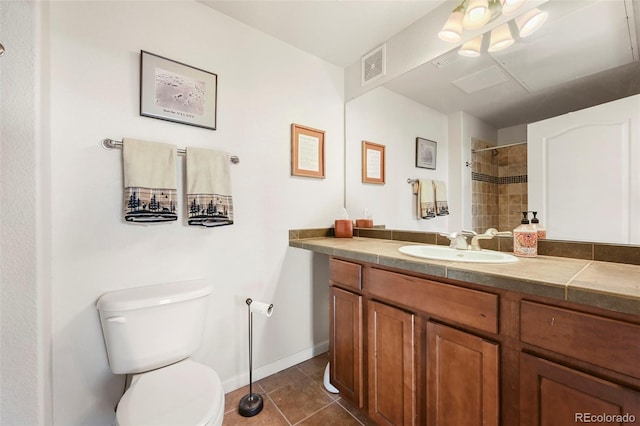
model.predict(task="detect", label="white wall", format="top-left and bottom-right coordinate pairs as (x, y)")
top-left (497, 124), bottom-right (527, 145)
top-left (4, 1), bottom-right (346, 425)
top-left (0, 1), bottom-right (53, 425)
top-left (454, 112), bottom-right (497, 231)
top-left (345, 87), bottom-right (449, 231)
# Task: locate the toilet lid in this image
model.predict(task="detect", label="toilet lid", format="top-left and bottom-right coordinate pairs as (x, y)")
top-left (116, 359), bottom-right (223, 426)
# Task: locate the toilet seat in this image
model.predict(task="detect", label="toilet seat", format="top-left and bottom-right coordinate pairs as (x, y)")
top-left (116, 359), bottom-right (224, 426)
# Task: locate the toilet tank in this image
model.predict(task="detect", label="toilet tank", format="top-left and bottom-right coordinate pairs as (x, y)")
top-left (97, 280), bottom-right (212, 374)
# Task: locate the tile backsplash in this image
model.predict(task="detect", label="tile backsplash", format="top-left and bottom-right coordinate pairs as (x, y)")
top-left (289, 227), bottom-right (640, 266)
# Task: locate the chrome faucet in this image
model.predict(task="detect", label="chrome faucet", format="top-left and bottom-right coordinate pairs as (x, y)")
top-left (469, 228), bottom-right (513, 251)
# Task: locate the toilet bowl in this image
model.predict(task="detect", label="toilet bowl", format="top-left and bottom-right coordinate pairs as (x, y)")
top-left (116, 359), bottom-right (224, 426)
top-left (96, 280), bottom-right (225, 426)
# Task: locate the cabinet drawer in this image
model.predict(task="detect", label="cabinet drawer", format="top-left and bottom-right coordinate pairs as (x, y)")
top-left (330, 258), bottom-right (362, 290)
top-left (367, 268), bottom-right (498, 334)
top-left (520, 301), bottom-right (640, 378)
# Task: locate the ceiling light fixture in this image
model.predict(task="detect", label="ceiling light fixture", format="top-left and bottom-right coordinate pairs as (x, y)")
top-left (439, 0), bottom-right (548, 57)
top-left (488, 23), bottom-right (514, 52)
top-left (500, 0), bottom-right (526, 15)
top-left (458, 35), bottom-right (483, 57)
top-left (516, 8), bottom-right (548, 37)
top-left (462, 0), bottom-right (491, 30)
top-left (438, 8), bottom-right (464, 42)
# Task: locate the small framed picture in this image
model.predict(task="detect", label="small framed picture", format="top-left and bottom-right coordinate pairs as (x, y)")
top-left (140, 50), bottom-right (218, 130)
top-left (291, 123), bottom-right (325, 178)
top-left (416, 137), bottom-right (437, 169)
top-left (362, 141), bottom-right (385, 184)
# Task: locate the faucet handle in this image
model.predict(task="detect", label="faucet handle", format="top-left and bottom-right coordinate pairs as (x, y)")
top-left (469, 228), bottom-right (513, 250)
top-left (483, 228), bottom-right (512, 237)
top-left (439, 232), bottom-right (468, 249)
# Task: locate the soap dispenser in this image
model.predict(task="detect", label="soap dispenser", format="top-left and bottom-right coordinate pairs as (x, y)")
top-left (513, 211), bottom-right (537, 257)
top-left (531, 211), bottom-right (547, 239)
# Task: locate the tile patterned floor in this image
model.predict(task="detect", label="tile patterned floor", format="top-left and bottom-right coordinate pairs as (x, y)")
top-left (222, 353), bottom-right (376, 425)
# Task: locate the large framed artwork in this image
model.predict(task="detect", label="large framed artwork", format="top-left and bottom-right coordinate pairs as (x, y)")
top-left (140, 50), bottom-right (218, 130)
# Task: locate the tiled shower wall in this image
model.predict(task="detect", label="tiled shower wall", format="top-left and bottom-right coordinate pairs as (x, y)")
top-left (471, 138), bottom-right (528, 233)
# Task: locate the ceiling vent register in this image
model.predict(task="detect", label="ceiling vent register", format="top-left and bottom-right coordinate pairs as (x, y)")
top-left (361, 44), bottom-right (386, 86)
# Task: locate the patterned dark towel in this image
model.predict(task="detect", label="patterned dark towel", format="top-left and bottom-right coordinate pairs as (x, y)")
top-left (186, 147), bottom-right (233, 227)
top-left (122, 138), bottom-right (177, 223)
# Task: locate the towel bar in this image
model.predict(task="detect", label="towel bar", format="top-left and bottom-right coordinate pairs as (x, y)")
top-left (102, 138), bottom-right (240, 164)
top-left (407, 178), bottom-right (418, 184)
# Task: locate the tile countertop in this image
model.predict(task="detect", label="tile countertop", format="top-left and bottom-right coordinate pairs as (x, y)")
top-left (289, 237), bottom-right (640, 316)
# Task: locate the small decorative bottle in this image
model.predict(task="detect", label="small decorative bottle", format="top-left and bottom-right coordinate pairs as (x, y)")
top-left (334, 208), bottom-right (353, 238)
top-left (531, 211), bottom-right (547, 239)
top-left (513, 211), bottom-right (538, 257)
top-left (356, 208), bottom-right (374, 228)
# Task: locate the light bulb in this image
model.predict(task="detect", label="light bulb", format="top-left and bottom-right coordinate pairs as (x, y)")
top-left (516, 8), bottom-right (549, 38)
top-left (501, 0), bottom-right (526, 15)
top-left (488, 23), bottom-right (514, 52)
top-left (438, 10), bottom-right (464, 42)
top-left (458, 35), bottom-right (483, 57)
top-left (463, 0), bottom-right (491, 30)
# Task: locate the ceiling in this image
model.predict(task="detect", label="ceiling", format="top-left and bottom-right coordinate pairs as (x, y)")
top-left (385, 0), bottom-right (640, 128)
top-left (200, 0), bottom-right (640, 129)
top-left (198, 0), bottom-right (445, 67)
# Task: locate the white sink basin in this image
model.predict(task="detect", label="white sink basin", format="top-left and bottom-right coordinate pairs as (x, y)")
top-left (398, 245), bottom-right (518, 264)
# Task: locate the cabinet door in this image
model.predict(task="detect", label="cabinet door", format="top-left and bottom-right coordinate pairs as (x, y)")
top-left (330, 286), bottom-right (363, 407)
top-left (427, 321), bottom-right (499, 426)
top-left (520, 353), bottom-right (640, 426)
top-left (368, 300), bottom-right (416, 425)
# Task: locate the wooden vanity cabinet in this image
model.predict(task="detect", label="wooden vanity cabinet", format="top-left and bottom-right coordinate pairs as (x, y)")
top-left (520, 353), bottom-right (640, 426)
top-left (327, 257), bottom-right (640, 426)
top-left (329, 286), bottom-right (363, 407)
top-left (519, 300), bottom-right (640, 426)
top-left (329, 259), bottom-right (364, 407)
top-left (427, 322), bottom-right (499, 426)
top-left (368, 300), bottom-right (416, 425)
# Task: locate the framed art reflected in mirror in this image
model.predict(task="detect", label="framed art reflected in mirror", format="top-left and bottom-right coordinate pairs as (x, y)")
top-left (416, 137), bottom-right (437, 170)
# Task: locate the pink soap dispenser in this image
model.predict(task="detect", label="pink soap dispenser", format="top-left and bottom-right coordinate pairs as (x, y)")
top-left (531, 211), bottom-right (547, 239)
top-left (513, 211), bottom-right (538, 257)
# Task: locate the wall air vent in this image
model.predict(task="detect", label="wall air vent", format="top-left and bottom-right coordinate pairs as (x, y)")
top-left (361, 44), bottom-right (386, 86)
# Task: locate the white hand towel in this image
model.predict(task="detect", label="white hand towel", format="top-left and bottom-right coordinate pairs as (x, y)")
top-left (186, 147), bottom-right (234, 227)
top-left (416, 179), bottom-right (436, 219)
top-left (123, 138), bottom-right (177, 223)
top-left (435, 180), bottom-right (449, 216)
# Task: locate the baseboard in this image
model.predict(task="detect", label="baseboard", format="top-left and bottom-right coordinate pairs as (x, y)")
top-left (221, 339), bottom-right (329, 393)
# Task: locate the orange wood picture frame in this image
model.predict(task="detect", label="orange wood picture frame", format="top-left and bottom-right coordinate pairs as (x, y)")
top-left (362, 141), bottom-right (385, 184)
top-left (291, 123), bottom-right (325, 178)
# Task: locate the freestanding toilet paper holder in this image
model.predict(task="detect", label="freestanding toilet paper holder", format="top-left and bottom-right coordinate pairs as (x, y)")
top-left (238, 298), bottom-right (273, 417)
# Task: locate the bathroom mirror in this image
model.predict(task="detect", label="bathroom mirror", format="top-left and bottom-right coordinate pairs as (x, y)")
top-left (345, 0), bottom-right (640, 244)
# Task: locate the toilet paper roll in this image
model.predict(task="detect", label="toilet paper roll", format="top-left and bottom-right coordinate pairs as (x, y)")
top-left (250, 301), bottom-right (273, 317)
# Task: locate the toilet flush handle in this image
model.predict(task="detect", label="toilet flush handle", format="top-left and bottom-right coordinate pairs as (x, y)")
top-left (106, 316), bottom-right (126, 323)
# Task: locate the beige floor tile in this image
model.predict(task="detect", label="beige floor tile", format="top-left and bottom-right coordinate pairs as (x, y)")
top-left (223, 353), bottom-right (370, 425)
top-left (297, 401), bottom-right (361, 425)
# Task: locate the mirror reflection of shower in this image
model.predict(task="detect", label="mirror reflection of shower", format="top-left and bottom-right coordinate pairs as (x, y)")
top-left (471, 138), bottom-right (528, 234)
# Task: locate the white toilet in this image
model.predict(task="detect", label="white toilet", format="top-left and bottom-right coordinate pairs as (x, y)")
top-left (97, 280), bottom-right (224, 426)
